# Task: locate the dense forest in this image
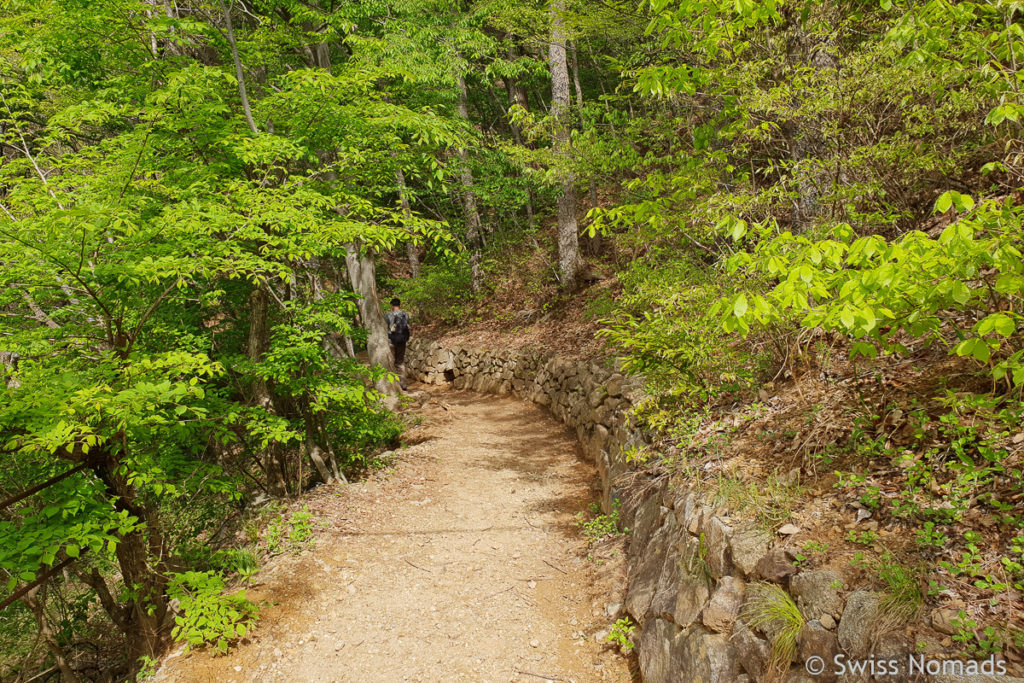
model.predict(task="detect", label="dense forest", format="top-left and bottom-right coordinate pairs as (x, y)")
top-left (0, 0), bottom-right (1021, 679)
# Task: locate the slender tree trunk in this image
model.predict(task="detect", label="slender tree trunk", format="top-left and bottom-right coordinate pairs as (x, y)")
top-left (247, 286), bottom-right (272, 410)
top-left (504, 47), bottom-right (538, 234)
top-left (454, 73), bottom-right (484, 292)
top-left (344, 242), bottom-right (399, 396)
top-left (76, 568), bottom-right (128, 633)
top-left (568, 43), bottom-right (602, 257)
top-left (247, 286), bottom-right (286, 496)
top-left (395, 166), bottom-right (421, 277)
top-left (569, 41), bottom-right (584, 112)
top-left (315, 413), bottom-right (347, 483)
top-left (585, 38), bottom-right (612, 116)
top-left (310, 271), bottom-right (353, 359)
top-left (218, 0), bottom-right (258, 134)
top-left (303, 428), bottom-right (333, 484)
top-left (549, 0), bottom-right (583, 287)
top-left (22, 589), bottom-right (81, 683)
top-left (784, 9), bottom-right (838, 231)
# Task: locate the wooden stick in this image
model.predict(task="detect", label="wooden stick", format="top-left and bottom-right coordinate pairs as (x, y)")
top-left (515, 670), bottom-right (564, 682)
top-left (543, 559), bottom-right (567, 574)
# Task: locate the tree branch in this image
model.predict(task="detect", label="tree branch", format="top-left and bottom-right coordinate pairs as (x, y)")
top-left (0, 89), bottom-right (66, 210)
top-left (218, 0), bottom-right (259, 134)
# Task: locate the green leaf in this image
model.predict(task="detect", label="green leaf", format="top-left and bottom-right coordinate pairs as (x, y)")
top-left (733, 294), bottom-right (748, 318)
top-left (972, 339), bottom-right (991, 363)
top-left (839, 308), bottom-right (855, 329)
top-left (953, 194), bottom-right (975, 212)
top-left (978, 314), bottom-right (1015, 338)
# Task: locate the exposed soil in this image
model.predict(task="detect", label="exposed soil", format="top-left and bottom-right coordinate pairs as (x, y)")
top-left (154, 384), bottom-right (634, 683)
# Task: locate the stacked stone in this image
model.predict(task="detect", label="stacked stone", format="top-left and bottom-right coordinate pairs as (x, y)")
top-left (617, 481), bottom-right (914, 683)
top-left (402, 338), bottom-right (943, 683)
top-left (404, 339), bottom-right (646, 513)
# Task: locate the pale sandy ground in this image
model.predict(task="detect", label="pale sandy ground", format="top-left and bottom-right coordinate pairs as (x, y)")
top-left (154, 384), bottom-right (635, 683)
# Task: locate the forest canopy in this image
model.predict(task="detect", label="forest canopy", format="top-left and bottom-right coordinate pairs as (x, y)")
top-left (0, 0), bottom-right (1022, 679)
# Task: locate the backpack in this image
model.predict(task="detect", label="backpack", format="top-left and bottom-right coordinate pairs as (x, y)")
top-left (389, 311), bottom-right (410, 344)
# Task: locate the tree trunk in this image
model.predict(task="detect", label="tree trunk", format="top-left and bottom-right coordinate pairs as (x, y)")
top-left (454, 73), bottom-right (484, 293)
top-left (504, 46), bottom-right (537, 233)
top-left (247, 286), bottom-right (287, 496)
top-left (395, 166), bottom-right (421, 277)
top-left (93, 450), bottom-right (169, 663)
top-left (343, 242), bottom-right (399, 396)
top-left (549, 0), bottom-right (583, 288)
top-left (569, 41), bottom-right (584, 112)
top-left (247, 286), bottom-right (272, 410)
top-left (22, 588), bottom-right (81, 683)
top-left (304, 435), bottom-right (333, 485)
top-left (219, 0), bottom-right (258, 134)
top-left (784, 9), bottom-right (838, 231)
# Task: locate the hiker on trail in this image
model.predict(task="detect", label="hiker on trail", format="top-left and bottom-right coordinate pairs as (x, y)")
top-left (385, 297), bottom-right (410, 390)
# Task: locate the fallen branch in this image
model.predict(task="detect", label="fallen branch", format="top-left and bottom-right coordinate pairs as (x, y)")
top-left (542, 559), bottom-right (567, 574)
top-left (404, 559), bottom-right (431, 572)
top-left (515, 670), bottom-right (564, 682)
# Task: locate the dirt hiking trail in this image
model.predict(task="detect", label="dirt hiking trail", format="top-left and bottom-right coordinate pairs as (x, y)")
top-left (156, 384), bottom-right (634, 683)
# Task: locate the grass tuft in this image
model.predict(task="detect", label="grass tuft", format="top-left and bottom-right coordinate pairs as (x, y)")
top-left (742, 582), bottom-right (804, 676)
top-left (877, 554), bottom-right (924, 626)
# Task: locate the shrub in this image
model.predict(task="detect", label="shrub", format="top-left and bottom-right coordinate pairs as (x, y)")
top-left (167, 571), bottom-right (258, 654)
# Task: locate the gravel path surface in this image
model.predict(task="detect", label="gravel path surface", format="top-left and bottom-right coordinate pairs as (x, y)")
top-left (156, 385), bottom-right (634, 683)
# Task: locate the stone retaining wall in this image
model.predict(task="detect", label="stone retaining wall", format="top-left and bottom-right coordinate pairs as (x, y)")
top-left (404, 339), bottom-right (1018, 683)
top-left (406, 339), bottom-right (647, 513)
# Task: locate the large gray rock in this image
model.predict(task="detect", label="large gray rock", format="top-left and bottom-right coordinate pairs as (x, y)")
top-left (625, 518), bottom-right (672, 619)
top-left (704, 516), bottom-right (733, 578)
top-left (638, 617), bottom-right (678, 683)
top-left (628, 493), bottom-right (665, 555)
top-left (730, 529), bottom-right (770, 577)
top-left (791, 570), bottom-right (844, 621)
top-left (683, 497), bottom-right (711, 535)
top-left (673, 628), bottom-right (740, 682)
top-left (798, 620), bottom-right (839, 682)
top-left (755, 549), bottom-right (799, 584)
top-left (837, 591), bottom-right (879, 657)
top-left (731, 620), bottom-right (771, 681)
top-left (703, 576), bottom-right (745, 633)
top-left (672, 534), bottom-right (712, 628)
top-left (674, 571), bottom-right (712, 629)
top-left (648, 517), bottom-right (683, 620)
